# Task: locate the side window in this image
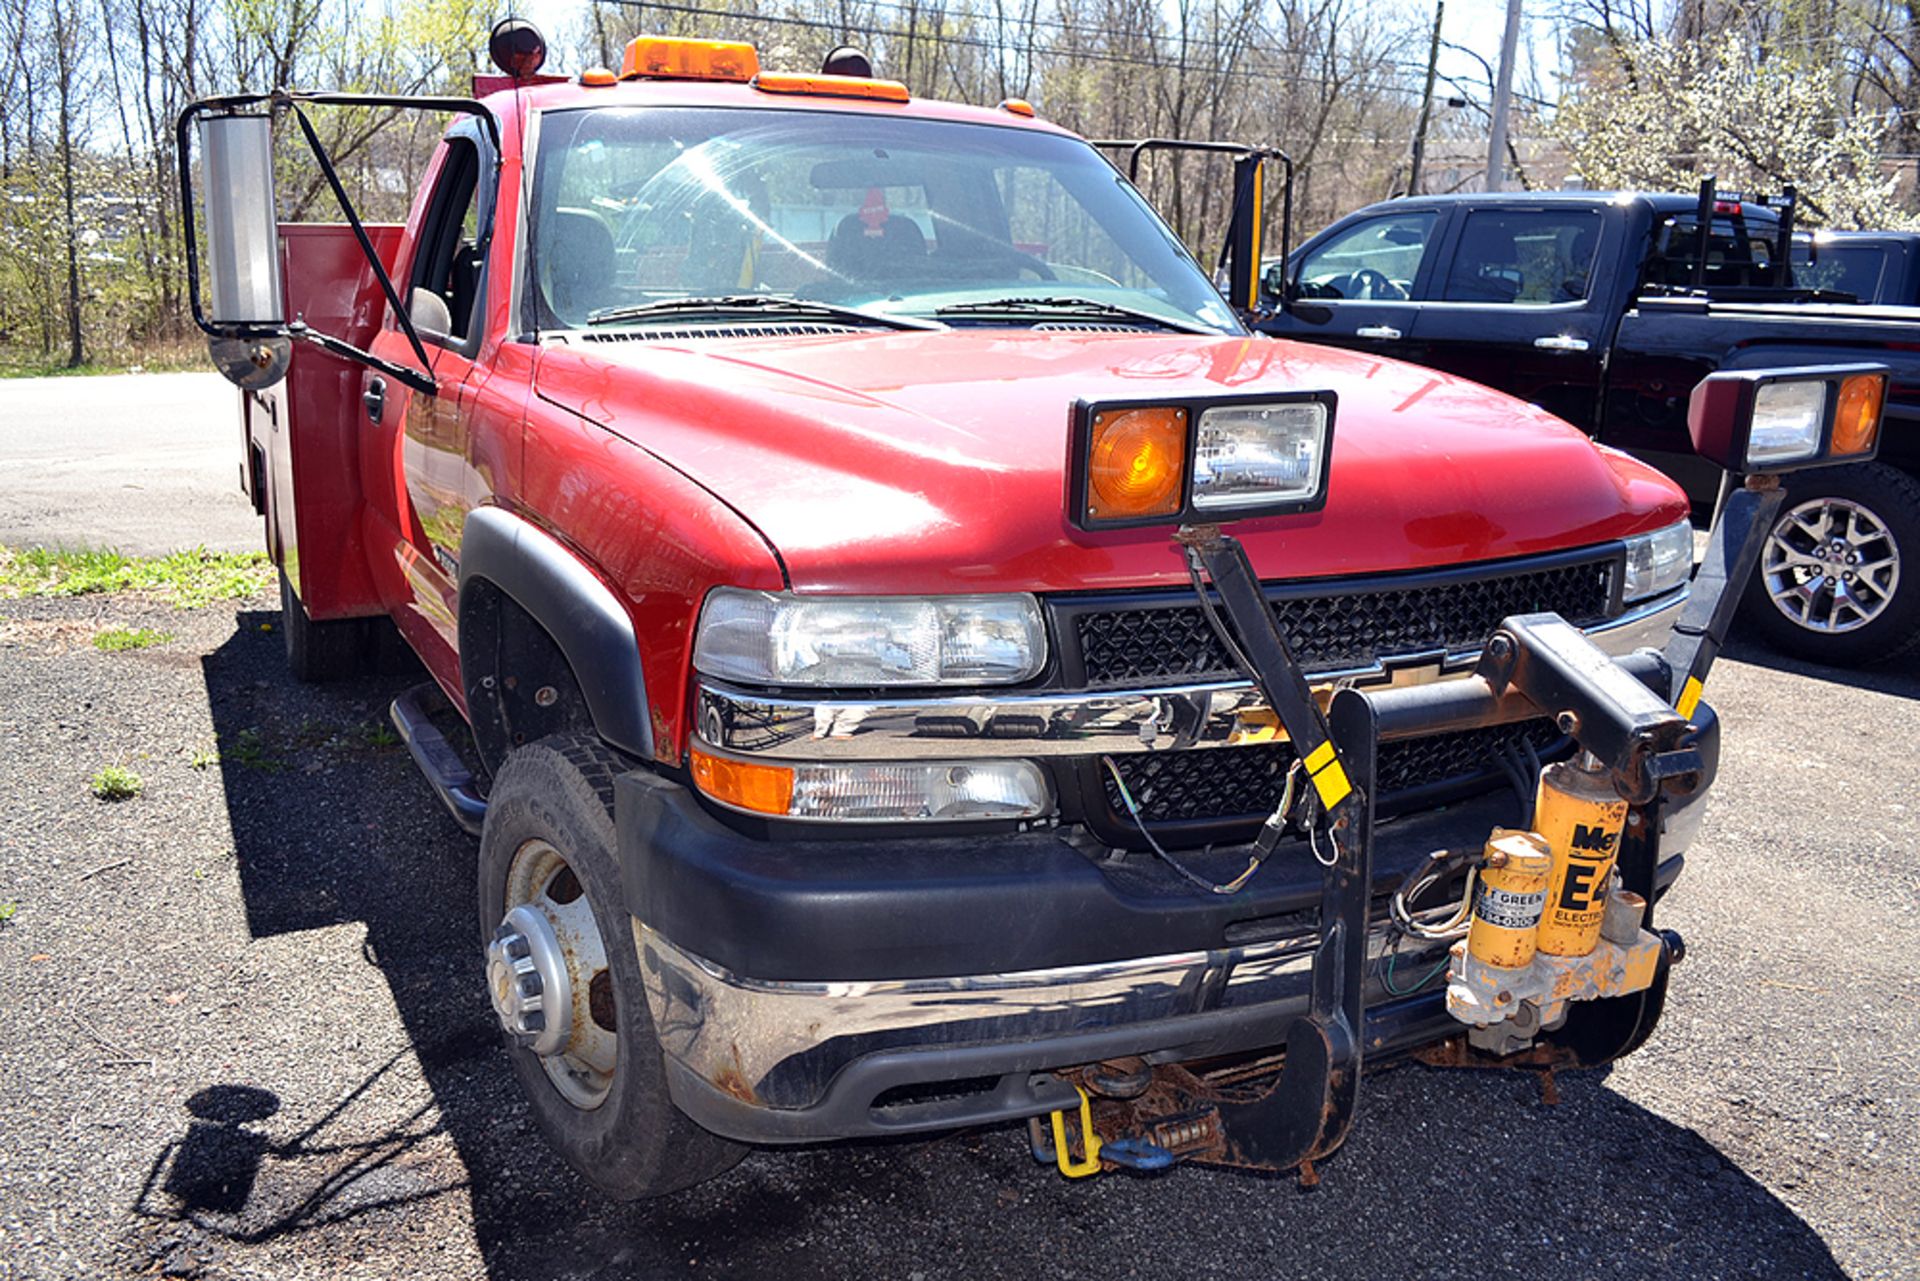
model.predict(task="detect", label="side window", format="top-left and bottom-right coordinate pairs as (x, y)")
top-left (1441, 210), bottom-right (1602, 304)
top-left (1296, 212), bottom-right (1437, 301)
top-left (408, 137), bottom-right (486, 344)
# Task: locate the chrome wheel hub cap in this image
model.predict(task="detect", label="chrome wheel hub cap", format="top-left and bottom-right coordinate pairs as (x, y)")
top-left (489, 839), bottom-right (618, 1109)
top-left (1762, 496), bottom-right (1901, 635)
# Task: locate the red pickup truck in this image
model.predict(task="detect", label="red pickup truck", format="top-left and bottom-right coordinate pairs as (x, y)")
top-left (178, 23), bottom-right (1880, 1199)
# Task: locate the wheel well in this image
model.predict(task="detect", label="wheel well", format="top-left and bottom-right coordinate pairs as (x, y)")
top-left (459, 578), bottom-right (597, 776)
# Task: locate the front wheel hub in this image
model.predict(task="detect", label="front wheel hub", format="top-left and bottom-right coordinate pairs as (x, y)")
top-left (487, 905), bottom-right (573, 1057)
top-left (1761, 495), bottom-right (1901, 635)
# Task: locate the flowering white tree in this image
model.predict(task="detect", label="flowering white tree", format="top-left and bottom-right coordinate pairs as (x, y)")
top-left (1552, 31), bottom-right (1910, 229)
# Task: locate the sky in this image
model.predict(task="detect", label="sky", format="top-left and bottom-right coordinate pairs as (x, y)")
top-left (513, 0), bottom-right (1552, 115)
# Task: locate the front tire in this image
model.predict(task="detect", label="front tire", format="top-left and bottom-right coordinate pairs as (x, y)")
top-left (477, 734), bottom-right (745, 1199)
top-left (1739, 462), bottom-right (1920, 667)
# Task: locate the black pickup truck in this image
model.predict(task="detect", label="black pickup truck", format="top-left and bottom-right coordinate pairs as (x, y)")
top-left (1256, 191), bottom-right (1920, 667)
top-left (1794, 230), bottom-right (1920, 306)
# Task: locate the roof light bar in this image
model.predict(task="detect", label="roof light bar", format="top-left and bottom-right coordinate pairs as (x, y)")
top-left (619, 36), bottom-right (760, 82)
top-left (751, 71), bottom-right (909, 102)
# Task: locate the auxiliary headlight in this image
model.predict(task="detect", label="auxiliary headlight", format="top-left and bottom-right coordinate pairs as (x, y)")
top-left (1622, 519), bottom-right (1694, 601)
top-left (1071, 392), bottom-right (1337, 529)
top-left (694, 589), bottom-right (1046, 686)
top-left (691, 750), bottom-right (1051, 821)
top-left (1686, 364), bottom-right (1887, 474)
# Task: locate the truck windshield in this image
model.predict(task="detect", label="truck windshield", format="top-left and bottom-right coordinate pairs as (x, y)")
top-left (527, 106), bottom-right (1238, 334)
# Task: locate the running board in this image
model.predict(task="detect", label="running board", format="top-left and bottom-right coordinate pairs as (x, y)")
top-left (390, 682), bottom-right (488, 835)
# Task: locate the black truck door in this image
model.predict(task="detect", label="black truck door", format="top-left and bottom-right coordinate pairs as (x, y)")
top-left (1408, 205), bottom-right (1611, 428)
top-left (1258, 206), bottom-right (1445, 364)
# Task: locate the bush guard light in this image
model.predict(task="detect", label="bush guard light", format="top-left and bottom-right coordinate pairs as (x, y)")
top-left (1686, 364), bottom-right (1888, 474)
top-left (1070, 392), bottom-right (1336, 530)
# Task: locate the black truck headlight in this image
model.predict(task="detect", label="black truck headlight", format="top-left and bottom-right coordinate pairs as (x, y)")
top-left (1071, 392), bottom-right (1336, 529)
top-left (1687, 365), bottom-right (1887, 474)
top-left (694, 589), bottom-right (1046, 686)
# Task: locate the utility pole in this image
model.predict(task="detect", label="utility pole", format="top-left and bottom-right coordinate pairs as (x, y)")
top-left (1485, 0), bottom-right (1522, 192)
top-left (1408, 0), bottom-right (1444, 196)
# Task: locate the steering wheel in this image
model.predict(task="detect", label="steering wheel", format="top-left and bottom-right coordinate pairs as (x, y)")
top-left (984, 248), bottom-right (1057, 281)
top-left (1349, 267), bottom-right (1406, 301)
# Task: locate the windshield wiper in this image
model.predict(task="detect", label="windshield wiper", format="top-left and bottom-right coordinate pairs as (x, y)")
top-left (586, 295), bottom-right (945, 331)
top-left (932, 296), bottom-right (1221, 335)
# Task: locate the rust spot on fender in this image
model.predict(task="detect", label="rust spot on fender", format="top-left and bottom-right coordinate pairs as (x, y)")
top-left (712, 1043), bottom-right (758, 1104)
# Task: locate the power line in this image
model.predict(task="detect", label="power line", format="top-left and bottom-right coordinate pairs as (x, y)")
top-left (597, 0), bottom-right (1433, 97)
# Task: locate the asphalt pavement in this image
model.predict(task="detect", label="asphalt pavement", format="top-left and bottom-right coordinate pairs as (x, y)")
top-left (0, 373), bottom-right (261, 556)
top-left (1, 380), bottom-right (1917, 1280)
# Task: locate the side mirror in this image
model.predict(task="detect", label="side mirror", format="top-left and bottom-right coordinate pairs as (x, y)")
top-left (198, 113), bottom-right (284, 329)
top-left (409, 289), bottom-right (452, 340)
top-left (1687, 364), bottom-right (1887, 474)
top-left (196, 112), bottom-right (292, 389)
top-left (1261, 262), bottom-right (1289, 301)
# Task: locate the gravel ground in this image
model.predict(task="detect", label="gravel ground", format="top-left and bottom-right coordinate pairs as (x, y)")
top-left (0, 587), bottom-right (1915, 1281)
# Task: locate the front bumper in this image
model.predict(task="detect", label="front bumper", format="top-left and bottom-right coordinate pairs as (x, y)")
top-left (618, 687), bottom-right (1713, 1144)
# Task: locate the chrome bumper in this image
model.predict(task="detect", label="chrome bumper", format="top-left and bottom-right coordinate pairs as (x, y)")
top-left (695, 589), bottom-right (1686, 760)
top-left (639, 918), bottom-right (1368, 1113)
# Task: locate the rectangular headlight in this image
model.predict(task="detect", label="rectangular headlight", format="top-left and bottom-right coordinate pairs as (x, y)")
top-left (1191, 402), bottom-right (1329, 511)
top-left (1622, 519), bottom-right (1694, 601)
top-left (1686, 364), bottom-right (1887, 474)
top-left (1070, 392), bottom-right (1338, 529)
top-left (1747, 381), bottom-right (1825, 467)
top-left (694, 589), bottom-right (1046, 686)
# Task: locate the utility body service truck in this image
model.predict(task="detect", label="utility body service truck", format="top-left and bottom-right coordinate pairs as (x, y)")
top-left (179, 22), bottom-right (1885, 1198)
top-left (1260, 189), bottom-right (1920, 667)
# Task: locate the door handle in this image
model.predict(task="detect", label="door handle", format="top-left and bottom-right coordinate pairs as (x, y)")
top-left (363, 376), bottom-right (386, 424)
top-left (1355, 325), bottom-right (1402, 340)
top-left (1534, 335), bottom-right (1591, 352)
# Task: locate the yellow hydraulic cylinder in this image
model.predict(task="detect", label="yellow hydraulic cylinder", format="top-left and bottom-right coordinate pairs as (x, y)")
top-left (1532, 757), bottom-right (1630, 957)
top-left (1466, 830), bottom-right (1553, 969)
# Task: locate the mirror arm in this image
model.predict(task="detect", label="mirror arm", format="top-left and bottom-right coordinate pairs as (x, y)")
top-left (284, 101), bottom-right (438, 389)
top-left (287, 322), bottom-right (437, 395)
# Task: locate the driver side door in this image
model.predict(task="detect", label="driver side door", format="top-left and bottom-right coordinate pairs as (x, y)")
top-left (1257, 207), bottom-right (1447, 366)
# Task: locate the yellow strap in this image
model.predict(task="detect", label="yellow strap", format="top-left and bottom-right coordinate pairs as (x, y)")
top-left (1676, 675), bottom-right (1705, 721)
top-left (1303, 740), bottom-right (1337, 773)
top-left (1049, 1088), bottom-right (1103, 1178)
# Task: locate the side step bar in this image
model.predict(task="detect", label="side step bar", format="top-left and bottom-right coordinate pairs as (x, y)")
top-left (389, 682), bottom-right (488, 835)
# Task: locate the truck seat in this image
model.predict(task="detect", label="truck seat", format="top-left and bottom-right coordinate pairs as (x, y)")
top-left (827, 212), bottom-right (927, 282)
top-left (546, 208), bottom-right (616, 320)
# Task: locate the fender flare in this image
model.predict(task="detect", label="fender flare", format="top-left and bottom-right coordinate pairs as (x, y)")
top-left (458, 506), bottom-right (654, 762)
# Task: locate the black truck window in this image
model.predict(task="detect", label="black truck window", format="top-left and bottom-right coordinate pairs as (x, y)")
top-left (1645, 214), bottom-right (1779, 291)
top-left (1441, 209), bottom-right (1601, 305)
top-left (1295, 211), bottom-right (1437, 300)
top-left (409, 137), bottom-right (485, 344)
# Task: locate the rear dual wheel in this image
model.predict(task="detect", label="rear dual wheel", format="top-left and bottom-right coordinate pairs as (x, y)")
top-left (477, 734), bottom-right (744, 1199)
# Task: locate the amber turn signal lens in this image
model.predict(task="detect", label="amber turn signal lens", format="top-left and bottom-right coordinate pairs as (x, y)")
top-left (1833, 373), bottom-right (1885, 456)
top-left (1087, 407), bottom-right (1188, 521)
top-left (691, 749), bottom-right (794, 815)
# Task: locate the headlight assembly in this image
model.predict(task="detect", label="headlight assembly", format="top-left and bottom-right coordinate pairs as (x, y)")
top-left (694, 589), bottom-right (1046, 687)
top-left (1622, 519), bottom-right (1695, 601)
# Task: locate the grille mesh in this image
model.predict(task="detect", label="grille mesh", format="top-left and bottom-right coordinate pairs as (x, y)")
top-left (1103, 720), bottom-right (1563, 825)
top-left (582, 322), bottom-right (855, 342)
top-left (1073, 559), bottom-right (1613, 686)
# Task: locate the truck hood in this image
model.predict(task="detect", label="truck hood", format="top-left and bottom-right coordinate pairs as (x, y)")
top-left (532, 331), bottom-right (1687, 594)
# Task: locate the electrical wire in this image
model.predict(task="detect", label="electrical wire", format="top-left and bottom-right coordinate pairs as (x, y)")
top-left (1102, 756), bottom-right (1283, 895)
top-left (1388, 847), bottom-right (1480, 942)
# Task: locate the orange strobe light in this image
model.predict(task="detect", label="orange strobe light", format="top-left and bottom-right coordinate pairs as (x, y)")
top-left (620, 36), bottom-right (761, 82)
top-left (1833, 372), bottom-right (1886, 456)
top-left (1087, 407), bottom-right (1188, 521)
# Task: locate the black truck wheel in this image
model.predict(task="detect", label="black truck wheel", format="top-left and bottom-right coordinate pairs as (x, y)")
top-left (279, 569), bottom-right (372, 683)
top-left (1739, 462), bottom-right (1920, 667)
top-left (477, 733), bottom-right (745, 1199)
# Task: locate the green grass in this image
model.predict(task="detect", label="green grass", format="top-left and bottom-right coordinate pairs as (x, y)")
top-left (0, 546), bottom-right (271, 608)
top-left (92, 627), bottom-right (174, 652)
top-left (89, 765), bottom-right (144, 801)
top-left (226, 727), bottom-right (283, 773)
top-left (359, 721), bottom-right (401, 750)
top-left (0, 902), bottom-right (16, 925)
